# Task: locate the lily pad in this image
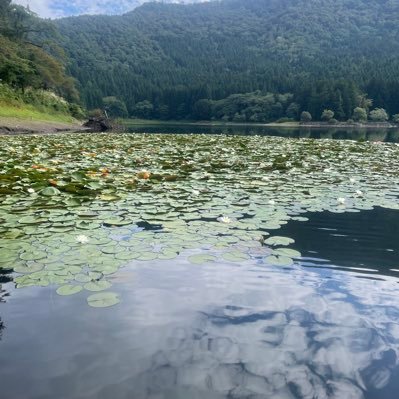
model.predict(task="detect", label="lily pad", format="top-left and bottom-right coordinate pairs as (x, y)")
top-left (188, 254), bottom-right (217, 264)
top-left (264, 236), bottom-right (295, 246)
top-left (265, 255), bottom-right (294, 266)
top-left (87, 292), bottom-right (120, 308)
top-left (84, 280), bottom-right (112, 292)
top-left (56, 284), bottom-right (83, 296)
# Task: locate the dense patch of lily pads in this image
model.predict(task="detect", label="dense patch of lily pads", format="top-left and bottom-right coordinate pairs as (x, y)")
top-left (1, 133), bottom-right (399, 307)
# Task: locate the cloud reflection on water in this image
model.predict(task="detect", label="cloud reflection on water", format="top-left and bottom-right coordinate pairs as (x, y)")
top-left (86, 257), bottom-right (399, 399)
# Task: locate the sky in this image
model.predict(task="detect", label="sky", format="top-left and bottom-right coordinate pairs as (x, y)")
top-left (12, 0), bottom-right (199, 19)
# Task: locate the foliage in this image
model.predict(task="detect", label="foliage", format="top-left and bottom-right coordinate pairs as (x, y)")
top-left (1, 133), bottom-right (399, 307)
top-left (392, 114), bottom-right (399, 124)
top-left (353, 107), bottom-right (368, 122)
top-left (321, 109), bottom-right (334, 122)
top-left (369, 108), bottom-right (389, 122)
top-left (0, 0), bottom-right (80, 104)
top-left (56, 0), bottom-right (399, 120)
top-left (300, 112), bottom-right (312, 123)
top-left (0, 83), bottom-right (85, 120)
top-left (102, 96), bottom-right (128, 118)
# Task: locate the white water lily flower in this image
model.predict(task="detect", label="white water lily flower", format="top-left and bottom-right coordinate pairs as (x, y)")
top-left (76, 235), bottom-right (90, 244)
top-left (337, 197), bottom-right (346, 205)
top-left (192, 190), bottom-right (200, 196)
top-left (356, 190), bottom-right (363, 197)
top-left (27, 188), bottom-right (35, 194)
top-left (268, 200), bottom-right (276, 205)
top-left (350, 178), bottom-right (356, 184)
top-left (218, 216), bottom-right (232, 224)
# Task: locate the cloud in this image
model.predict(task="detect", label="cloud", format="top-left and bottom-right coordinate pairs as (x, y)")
top-left (12, 0), bottom-right (200, 19)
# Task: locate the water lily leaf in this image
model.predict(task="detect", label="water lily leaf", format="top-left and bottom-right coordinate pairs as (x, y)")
top-left (265, 255), bottom-right (294, 266)
top-left (222, 251), bottom-right (250, 262)
top-left (75, 273), bottom-right (92, 283)
top-left (188, 254), bottom-right (217, 264)
top-left (87, 292), bottom-right (120, 308)
top-left (20, 250), bottom-right (47, 261)
top-left (84, 280), bottom-right (112, 292)
top-left (273, 248), bottom-right (302, 258)
top-left (41, 187), bottom-right (61, 197)
top-left (264, 236), bottom-right (295, 246)
top-left (56, 284), bottom-right (83, 296)
top-left (14, 263), bottom-right (44, 273)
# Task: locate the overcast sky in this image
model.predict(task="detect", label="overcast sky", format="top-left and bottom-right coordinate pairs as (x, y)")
top-left (12, 0), bottom-right (194, 18)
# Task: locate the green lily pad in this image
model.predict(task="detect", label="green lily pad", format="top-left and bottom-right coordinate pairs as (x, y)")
top-left (20, 250), bottom-right (47, 261)
top-left (84, 280), bottom-right (112, 292)
top-left (188, 254), bottom-right (217, 264)
top-left (265, 255), bottom-right (294, 266)
top-left (264, 236), bottom-right (295, 246)
top-left (56, 284), bottom-right (83, 296)
top-left (222, 251), bottom-right (250, 262)
top-left (41, 187), bottom-right (61, 197)
top-left (87, 292), bottom-right (120, 308)
top-left (273, 248), bottom-right (302, 258)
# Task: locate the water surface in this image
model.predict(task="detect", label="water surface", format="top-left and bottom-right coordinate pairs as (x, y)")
top-left (125, 123), bottom-right (399, 142)
top-left (1, 207), bottom-right (399, 399)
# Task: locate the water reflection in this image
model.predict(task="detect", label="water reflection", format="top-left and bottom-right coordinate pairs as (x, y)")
top-left (126, 123), bottom-right (399, 143)
top-left (0, 208), bottom-right (399, 398)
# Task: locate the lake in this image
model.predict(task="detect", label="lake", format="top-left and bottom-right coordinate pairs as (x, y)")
top-left (125, 122), bottom-right (399, 143)
top-left (1, 130), bottom-right (399, 399)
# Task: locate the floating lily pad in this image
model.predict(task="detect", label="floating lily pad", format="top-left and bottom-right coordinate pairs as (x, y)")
top-left (265, 255), bottom-right (294, 266)
top-left (188, 254), bottom-right (217, 264)
top-left (84, 280), bottom-right (112, 292)
top-left (87, 292), bottom-right (120, 308)
top-left (41, 187), bottom-right (61, 197)
top-left (273, 248), bottom-right (302, 258)
top-left (56, 285), bottom-right (83, 296)
top-left (222, 251), bottom-right (250, 262)
top-left (264, 236), bottom-right (295, 246)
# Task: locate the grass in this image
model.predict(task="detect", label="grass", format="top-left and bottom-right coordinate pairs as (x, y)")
top-left (0, 102), bottom-right (76, 124)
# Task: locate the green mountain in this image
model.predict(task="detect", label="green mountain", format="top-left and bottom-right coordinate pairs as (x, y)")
top-left (0, 0), bottom-right (83, 120)
top-left (56, 0), bottom-right (399, 121)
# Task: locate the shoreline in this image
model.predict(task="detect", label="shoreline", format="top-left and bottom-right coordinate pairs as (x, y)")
top-left (122, 119), bottom-right (399, 130)
top-left (0, 117), bottom-right (88, 135)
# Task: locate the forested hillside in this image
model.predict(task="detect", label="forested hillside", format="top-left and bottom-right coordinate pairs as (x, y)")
top-left (57, 0), bottom-right (399, 121)
top-left (0, 0), bottom-right (83, 120)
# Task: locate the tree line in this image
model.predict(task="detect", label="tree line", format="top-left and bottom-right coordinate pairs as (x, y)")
top-left (56, 0), bottom-right (399, 121)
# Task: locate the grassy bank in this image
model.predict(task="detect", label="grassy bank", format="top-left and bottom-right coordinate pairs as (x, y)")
top-left (0, 83), bottom-right (85, 124)
top-left (0, 102), bottom-right (77, 124)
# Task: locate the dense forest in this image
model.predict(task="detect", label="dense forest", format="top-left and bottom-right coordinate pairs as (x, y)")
top-left (0, 0), bottom-right (83, 118)
top-left (55, 0), bottom-right (399, 122)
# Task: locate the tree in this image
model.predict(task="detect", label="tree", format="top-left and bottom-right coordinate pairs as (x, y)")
top-left (369, 108), bottom-right (389, 122)
top-left (286, 102), bottom-right (300, 119)
top-left (132, 100), bottom-right (154, 119)
top-left (321, 109), bottom-right (334, 121)
top-left (353, 107), bottom-right (367, 122)
top-left (300, 111), bottom-right (312, 122)
top-left (192, 99), bottom-right (212, 120)
top-left (102, 96), bottom-right (128, 118)
top-left (392, 114), bottom-right (399, 124)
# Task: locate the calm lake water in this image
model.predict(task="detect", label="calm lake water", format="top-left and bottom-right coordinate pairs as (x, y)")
top-left (125, 123), bottom-right (399, 142)
top-left (1, 207), bottom-right (399, 399)
top-left (1, 129), bottom-right (399, 399)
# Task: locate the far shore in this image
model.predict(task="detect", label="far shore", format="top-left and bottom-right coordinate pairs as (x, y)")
top-left (1, 116), bottom-right (398, 135)
top-left (121, 119), bottom-right (399, 129)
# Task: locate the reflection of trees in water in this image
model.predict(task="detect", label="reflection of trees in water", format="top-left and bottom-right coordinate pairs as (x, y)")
top-left (0, 269), bottom-right (11, 340)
